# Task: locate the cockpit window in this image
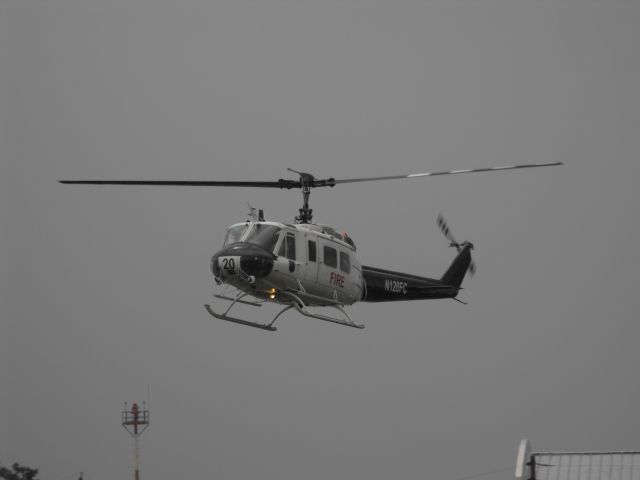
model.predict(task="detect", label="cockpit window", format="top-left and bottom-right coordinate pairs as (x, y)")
top-left (224, 224), bottom-right (249, 246)
top-left (244, 224), bottom-right (282, 252)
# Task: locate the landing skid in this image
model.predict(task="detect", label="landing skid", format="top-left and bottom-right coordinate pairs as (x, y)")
top-left (205, 290), bottom-right (364, 331)
top-left (205, 292), bottom-right (278, 331)
top-left (204, 304), bottom-right (278, 331)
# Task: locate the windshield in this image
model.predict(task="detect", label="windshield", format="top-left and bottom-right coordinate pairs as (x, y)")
top-left (223, 224), bottom-right (249, 246)
top-left (244, 224), bottom-right (282, 252)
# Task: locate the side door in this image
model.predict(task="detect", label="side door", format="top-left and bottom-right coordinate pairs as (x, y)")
top-left (316, 240), bottom-right (341, 301)
top-left (275, 230), bottom-right (303, 288)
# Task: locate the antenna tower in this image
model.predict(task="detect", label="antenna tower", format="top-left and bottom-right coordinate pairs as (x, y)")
top-left (121, 401), bottom-right (150, 480)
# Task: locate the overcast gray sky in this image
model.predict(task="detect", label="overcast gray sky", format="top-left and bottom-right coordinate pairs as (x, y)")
top-left (2, 1), bottom-right (639, 479)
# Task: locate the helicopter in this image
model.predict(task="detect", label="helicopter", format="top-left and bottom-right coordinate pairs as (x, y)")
top-left (60, 162), bottom-right (561, 331)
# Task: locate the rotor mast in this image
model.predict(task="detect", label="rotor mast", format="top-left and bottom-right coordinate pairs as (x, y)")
top-left (299, 186), bottom-right (312, 224)
top-left (288, 168), bottom-right (316, 224)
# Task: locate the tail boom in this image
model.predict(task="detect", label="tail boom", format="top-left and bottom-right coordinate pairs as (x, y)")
top-left (361, 243), bottom-right (473, 303)
top-left (361, 266), bottom-right (459, 302)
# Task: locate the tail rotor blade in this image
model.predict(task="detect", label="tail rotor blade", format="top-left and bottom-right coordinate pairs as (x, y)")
top-left (437, 213), bottom-right (476, 276)
top-left (437, 213), bottom-right (459, 247)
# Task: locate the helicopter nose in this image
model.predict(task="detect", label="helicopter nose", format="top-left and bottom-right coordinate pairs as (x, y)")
top-left (211, 243), bottom-right (275, 281)
top-left (239, 254), bottom-right (274, 279)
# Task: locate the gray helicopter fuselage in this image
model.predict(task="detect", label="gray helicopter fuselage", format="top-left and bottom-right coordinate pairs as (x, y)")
top-left (211, 221), bottom-right (363, 306)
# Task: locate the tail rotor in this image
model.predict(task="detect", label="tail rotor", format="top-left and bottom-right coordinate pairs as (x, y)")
top-left (437, 214), bottom-right (476, 276)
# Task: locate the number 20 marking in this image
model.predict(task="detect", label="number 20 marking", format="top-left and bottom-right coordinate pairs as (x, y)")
top-left (222, 258), bottom-right (235, 270)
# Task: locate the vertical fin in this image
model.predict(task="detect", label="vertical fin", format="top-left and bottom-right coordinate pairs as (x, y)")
top-left (440, 243), bottom-right (473, 288)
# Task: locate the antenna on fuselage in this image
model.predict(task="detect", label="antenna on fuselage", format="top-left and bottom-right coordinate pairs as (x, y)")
top-left (247, 203), bottom-right (258, 221)
top-left (247, 203), bottom-right (266, 222)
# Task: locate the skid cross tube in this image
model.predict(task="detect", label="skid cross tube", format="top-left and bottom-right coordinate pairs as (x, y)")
top-left (268, 305), bottom-right (295, 329)
top-left (284, 287), bottom-right (343, 306)
top-left (282, 291), bottom-right (364, 329)
top-left (213, 294), bottom-right (263, 307)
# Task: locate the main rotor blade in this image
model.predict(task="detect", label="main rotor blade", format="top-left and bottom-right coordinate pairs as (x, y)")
top-left (332, 162), bottom-right (563, 185)
top-left (60, 162), bottom-right (562, 190)
top-left (59, 179), bottom-right (302, 189)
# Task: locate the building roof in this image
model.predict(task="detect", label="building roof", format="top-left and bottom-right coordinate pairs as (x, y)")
top-left (532, 452), bottom-right (640, 480)
top-left (516, 440), bottom-right (640, 480)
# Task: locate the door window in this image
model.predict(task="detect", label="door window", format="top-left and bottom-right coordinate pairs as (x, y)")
top-left (340, 251), bottom-right (351, 274)
top-left (323, 246), bottom-right (337, 268)
top-left (308, 241), bottom-right (317, 262)
top-left (284, 233), bottom-right (296, 261)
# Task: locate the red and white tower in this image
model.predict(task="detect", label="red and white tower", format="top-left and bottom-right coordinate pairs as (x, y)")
top-left (121, 401), bottom-right (150, 480)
